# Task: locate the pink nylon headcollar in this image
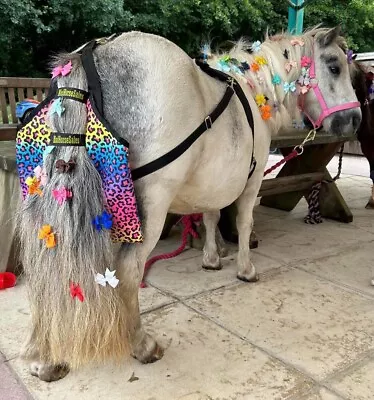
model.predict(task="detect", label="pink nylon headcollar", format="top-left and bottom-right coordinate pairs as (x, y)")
top-left (299, 48), bottom-right (360, 129)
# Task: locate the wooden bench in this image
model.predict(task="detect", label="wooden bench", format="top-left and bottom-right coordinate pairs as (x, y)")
top-left (0, 77), bottom-right (50, 140)
top-left (162, 129), bottom-right (357, 244)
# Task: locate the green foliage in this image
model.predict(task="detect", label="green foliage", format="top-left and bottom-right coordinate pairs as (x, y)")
top-left (305, 0), bottom-right (374, 51)
top-left (0, 0), bottom-right (372, 77)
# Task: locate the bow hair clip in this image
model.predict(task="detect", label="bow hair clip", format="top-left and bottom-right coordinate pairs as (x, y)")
top-left (52, 60), bottom-right (72, 78)
top-left (290, 38), bottom-right (305, 47)
top-left (34, 165), bottom-right (48, 186)
top-left (52, 186), bottom-right (72, 205)
top-left (285, 60), bottom-right (297, 73)
top-left (25, 176), bottom-right (42, 196)
top-left (251, 41), bottom-right (262, 53)
top-left (38, 225), bottom-right (56, 248)
top-left (70, 282), bottom-right (84, 302)
top-left (55, 159), bottom-right (76, 173)
top-left (284, 81), bottom-right (297, 93)
top-left (95, 268), bottom-right (119, 288)
top-left (48, 98), bottom-right (65, 117)
top-left (93, 211), bottom-right (113, 231)
top-left (301, 56), bottom-right (312, 68)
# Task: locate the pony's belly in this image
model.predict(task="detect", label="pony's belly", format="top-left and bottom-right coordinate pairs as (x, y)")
top-left (169, 173), bottom-right (247, 214)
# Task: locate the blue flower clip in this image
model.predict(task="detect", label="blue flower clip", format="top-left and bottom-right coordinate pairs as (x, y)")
top-left (93, 211), bottom-right (113, 231)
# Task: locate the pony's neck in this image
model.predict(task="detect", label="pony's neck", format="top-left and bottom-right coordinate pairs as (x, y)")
top-left (208, 35), bottom-right (313, 135)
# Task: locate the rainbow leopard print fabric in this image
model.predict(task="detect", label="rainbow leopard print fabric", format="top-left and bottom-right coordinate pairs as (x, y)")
top-left (16, 94), bottom-right (143, 243)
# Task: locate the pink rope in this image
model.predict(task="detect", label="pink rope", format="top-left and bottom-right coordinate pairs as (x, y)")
top-left (263, 149), bottom-right (298, 177)
top-left (140, 214), bottom-right (202, 287)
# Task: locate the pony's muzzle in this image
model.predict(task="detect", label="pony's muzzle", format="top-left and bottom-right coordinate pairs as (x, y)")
top-left (330, 109), bottom-right (362, 135)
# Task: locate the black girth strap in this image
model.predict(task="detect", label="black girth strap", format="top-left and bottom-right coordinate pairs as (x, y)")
top-left (132, 59), bottom-right (256, 181)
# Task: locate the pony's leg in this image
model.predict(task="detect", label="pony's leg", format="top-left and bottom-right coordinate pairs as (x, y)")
top-left (215, 226), bottom-right (228, 258)
top-left (202, 211), bottom-right (222, 270)
top-left (235, 175), bottom-right (262, 282)
top-left (117, 193), bottom-right (171, 363)
top-left (22, 330), bottom-right (70, 382)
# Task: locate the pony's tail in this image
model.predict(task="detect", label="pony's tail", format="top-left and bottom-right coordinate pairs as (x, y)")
top-left (18, 54), bottom-right (130, 368)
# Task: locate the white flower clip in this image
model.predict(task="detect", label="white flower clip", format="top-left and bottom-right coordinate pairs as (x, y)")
top-left (251, 41), bottom-right (262, 53)
top-left (95, 268), bottom-right (119, 288)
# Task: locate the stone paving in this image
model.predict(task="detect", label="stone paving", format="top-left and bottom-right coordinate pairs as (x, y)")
top-left (1, 155), bottom-right (374, 400)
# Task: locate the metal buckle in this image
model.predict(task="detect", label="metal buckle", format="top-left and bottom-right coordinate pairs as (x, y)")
top-left (205, 116), bottom-right (213, 130)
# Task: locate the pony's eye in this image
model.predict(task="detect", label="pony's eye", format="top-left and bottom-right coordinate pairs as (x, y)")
top-left (329, 66), bottom-right (340, 75)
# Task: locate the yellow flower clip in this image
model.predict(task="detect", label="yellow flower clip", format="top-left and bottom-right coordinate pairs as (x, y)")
top-left (255, 94), bottom-right (266, 107)
top-left (25, 176), bottom-right (37, 186)
top-left (25, 176), bottom-right (42, 196)
top-left (255, 56), bottom-right (267, 66)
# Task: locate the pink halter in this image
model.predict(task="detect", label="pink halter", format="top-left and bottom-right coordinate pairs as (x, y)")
top-left (298, 51), bottom-right (360, 129)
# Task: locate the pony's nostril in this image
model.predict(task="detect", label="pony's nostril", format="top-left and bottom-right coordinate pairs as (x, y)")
top-left (331, 115), bottom-right (343, 134)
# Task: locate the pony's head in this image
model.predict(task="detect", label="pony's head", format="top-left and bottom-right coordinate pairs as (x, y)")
top-left (299, 27), bottom-right (361, 135)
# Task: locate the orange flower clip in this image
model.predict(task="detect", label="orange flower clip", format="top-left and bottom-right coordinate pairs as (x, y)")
top-left (260, 104), bottom-right (272, 120)
top-left (251, 62), bottom-right (260, 72)
top-left (25, 176), bottom-right (42, 196)
top-left (38, 225), bottom-right (56, 248)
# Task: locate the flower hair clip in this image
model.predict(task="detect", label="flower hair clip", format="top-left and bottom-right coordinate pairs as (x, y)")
top-left (285, 60), bottom-right (297, 73)
top-left (38, 225), bottom-right (56, 248)
top-left (52, 186), bottom-right (72, 205)
top-left (52, 60), bottom-right (72, 79)
top-left (251, 41), bottom-right (262, 53)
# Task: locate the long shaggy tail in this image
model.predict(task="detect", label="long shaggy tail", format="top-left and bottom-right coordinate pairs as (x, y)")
top-left (18, 54), bottom-right (130, 368)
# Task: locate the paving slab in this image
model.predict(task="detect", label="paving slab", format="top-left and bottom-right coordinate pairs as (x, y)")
top-left (9, 303), bottom-right (316, 400)
top-left (187, 268), bottom-right (374, 381)
top-left (0, 279), bottom-right (174, 362)
top-left (298, 387), bottom-right (344, 400)
top-left (146, 250), bottom-right (282, 298)
top-left (297, 240), bottom-right (374, 297)
top-left (0, 279), bottom-right (30, 361)
top-left (326, 355), bottom-right (374, 400)
top-left (252, 215), bottom-right (374, 264)
top-left (0, 353), bottom-right (32, 400)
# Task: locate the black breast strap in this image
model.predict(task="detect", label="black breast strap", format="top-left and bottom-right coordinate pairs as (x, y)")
top-left (132, 60), bottom-right (256, 181)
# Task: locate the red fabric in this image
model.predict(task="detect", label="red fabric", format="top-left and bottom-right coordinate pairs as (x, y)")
top-left (141, 214), bottom-right (202, 287)
top-left (0, 272), bottom-right (16, 290)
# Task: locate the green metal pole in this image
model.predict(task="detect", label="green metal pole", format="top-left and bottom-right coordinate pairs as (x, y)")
top-left (287, 0), bottom-right (305, 34)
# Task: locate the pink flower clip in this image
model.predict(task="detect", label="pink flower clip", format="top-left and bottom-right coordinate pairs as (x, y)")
top-left (34, 165), bottom-right (48, 186)
top-left (291, 38), bottom-right (305, 47)
top-left (52, 186), bottom-right (72, 205)
top-left (301, 56), bottom-right (312, 68)
top-left (52, 60), bottom-right (73, 78)
top-left (285, 60), bottom-right (297, 73)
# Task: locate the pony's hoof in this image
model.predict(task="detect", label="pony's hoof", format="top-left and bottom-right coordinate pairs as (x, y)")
top-left (134, 341), bottom-right (164, 364)
top-left (30, 362), bottom-right (69, 382)
top-left (237, 272), bottom-right (259, 283)
top-left (202, 264), bottom-right (222, 271)
top-left (370, 279), bottom-right (374, 286)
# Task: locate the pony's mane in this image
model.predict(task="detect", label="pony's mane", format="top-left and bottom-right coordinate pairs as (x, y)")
top-left (204, 27), bottom-right (348, 134)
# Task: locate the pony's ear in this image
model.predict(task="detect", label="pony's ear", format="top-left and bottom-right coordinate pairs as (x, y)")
top-left (318, 26), bottom-right (341, 48)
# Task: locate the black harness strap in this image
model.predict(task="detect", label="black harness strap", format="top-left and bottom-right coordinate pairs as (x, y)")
top-left (132, 85), bottom-right (235, 181)
top-left (79, 39), bottom-right (257, 181)
top-left (81, 40), bottom-right (104, 115)
top-left (132, 60), bottom-right (256, 181)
